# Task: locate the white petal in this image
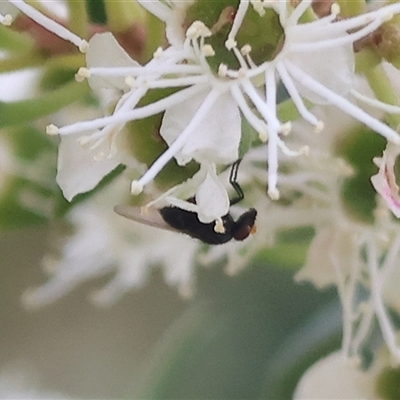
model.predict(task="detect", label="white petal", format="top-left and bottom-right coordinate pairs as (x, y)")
top-left (160, 90), bottom-right (241, 165)
top-left (195, 164), bottom-right (230, 222)
top-left (56, 135), bottom-right (120, 201)
top-left (295, 226), bottom-right (356, 289)
top-left (287, 30), bottom-right (354, 104)
top-left (86, 32), bottom-right (139, 92)
top-left (294, 352), bottom-right (378, 399)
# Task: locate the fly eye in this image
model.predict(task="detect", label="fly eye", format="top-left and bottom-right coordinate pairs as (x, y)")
top-left (232, 208), bottom-right (257, 241)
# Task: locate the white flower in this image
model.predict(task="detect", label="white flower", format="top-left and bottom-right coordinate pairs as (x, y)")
top-left (45, 0), bottom-right (400, 216)
top-left (293, 351), bottom-right (380, 399)
top-left (22, 175), bottom-right (201, 308)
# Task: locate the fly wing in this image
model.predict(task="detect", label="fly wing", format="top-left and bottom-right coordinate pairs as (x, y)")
top-left (114, 205), bottom-right (178, 233)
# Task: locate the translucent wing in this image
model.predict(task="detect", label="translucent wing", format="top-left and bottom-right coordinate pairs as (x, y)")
top-left (114, 204), bottom-right (178, 233)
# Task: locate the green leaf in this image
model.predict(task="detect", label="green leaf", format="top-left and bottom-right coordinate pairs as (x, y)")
top-left (0, 80), bottom-right (88, 128)
top-left (136, 264), bottom-right (338, 399)
top-left (86, 0), bottom-right (107, 24)
top-left (0, 126), bottom-right (57, 229)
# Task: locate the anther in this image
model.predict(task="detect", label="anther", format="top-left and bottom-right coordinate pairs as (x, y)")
top-left (280, 122), bottom-right (292, 136)
top-left (314, 121), bottom-right (324, 133)
top-left (76, 67), bottom-right (91, 82)
top-left (218, 64), bottom-right (228, 77)
top-left (268, 188), bottom-right (280, 200)
top-left (131, 180), bottom-right (144, 195)
top-left (79, 40), bottom-right (89, 53)
top-left (202, 44), bottom-right (215, 57)
top-left (1, 14), bottom-right (12, 26)
top-left (225, 38), bottom-right (237, 50)
top-left (125, 76), bottom-right (137, 88)
top-left (153, 47), bottom-right (163, 58)
top-left (240, 44), bottom-right (252, 56)
top-left (330, 3), bottom-right (340, 16)
top-left (46, 124), bottom-right (59, 135)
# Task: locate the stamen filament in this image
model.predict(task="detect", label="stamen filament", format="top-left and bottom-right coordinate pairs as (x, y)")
top-left (351, 90), bottom-right (400, 114)
top-left (137, 89), bottom-right (221, 187)
top-left (276, 61), bottom-right (320, 126)
top-left (7, 0), bottom-right (88, 52)
top-left (56, 84), bottom-right (207, 136)
top-left (285, 61), bottom-right (400, 144)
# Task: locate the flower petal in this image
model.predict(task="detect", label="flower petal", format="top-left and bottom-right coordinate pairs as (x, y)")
top-left (294, 352), bottom-right (378, 399)
top-left (86, 32), bottom-right (139, 92)
top-left (371, 144), bottom-right (400, 218)
top-left (160, 90), bottom-right (241, 165)
top-left (56, 135), bottom-right (120, 201)
top-left (195, 163), bottom-right (230, 223)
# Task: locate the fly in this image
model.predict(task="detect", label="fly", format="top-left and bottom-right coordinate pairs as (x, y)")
top-left (114, 160), bottom-right (257, 245)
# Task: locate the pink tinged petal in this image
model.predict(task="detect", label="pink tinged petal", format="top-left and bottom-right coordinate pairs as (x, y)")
top-left (195, 164), bottom-right (230, 223)
top-left (371, 145), bottom-right (400, 218)
top-left (86, 32), bottom-right (139, 92)
top-left (160, 90), bottom-right (241, 165)
top-left (56, 135), bottom-right (120, 201)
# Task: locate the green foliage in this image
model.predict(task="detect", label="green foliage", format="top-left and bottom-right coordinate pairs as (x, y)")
top-left (85, 0), bottom-right (107, 25)
top-left (0, 80), bottom-right (88, 129)
top-left (136, 264), bottom-right (339, 399)
top-left (337, 126), bottom-right (386, 223)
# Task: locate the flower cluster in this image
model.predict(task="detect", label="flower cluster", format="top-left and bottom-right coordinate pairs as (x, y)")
top-left (5, 0), bottom-right (400, 397)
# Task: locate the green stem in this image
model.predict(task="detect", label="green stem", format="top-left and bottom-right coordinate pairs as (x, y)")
top-left (104, 0), bottom-right (146, 32)
top-left (336, 0), bottom-right (365, 17)
top-left (66, 0), bottom-right (89, 39)
top-left (143, 12), bottom-right (164, 63)
top-left (0, 24), bottom-right (35, 52)
top-left (364, 63), bottom-right (400, 129)
top-left (0, 80), bottom-right (89, 128)
top-left (0, 52), bottom-right (43, 73)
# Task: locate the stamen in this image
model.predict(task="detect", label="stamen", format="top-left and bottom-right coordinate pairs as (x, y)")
top-left (136, 0), bottom-right (172, 22)
top-left (351, 90), bottom-right (400, 114)
top-left (131, 180), bottom-right (143, 195)
top-left (285, 61), bottom-right (400, 144)
top-left (292, 15), bottom-right (386, 52)
top-left (201, 44), bottom-right (215, 57)
top-left (241, 80), bottom-right (281, 131)
top-left (153, 47), bottom-right (163, 58)
top-left (240, 44), bottom-right (252, 56)
top-left (55, 84), bottom-right (206, 136)
top-left (230, 84), bottom-right (269, 138)
top-left (186, 21), bottom-right (212, 40)
top-left (218, 64), bottom-right (228, 77)
top-left (137, 89), bottom-right (220, 188)
top-left (227, 0), bottom-right (249, 45)
top-left (250, 0), bottom-right (266, 17)
top-left (7, 0), bottom-right (88, 52)
top-left (0, 13), bottom-right (12, 26)
top-left (276, 61), bottom-right (321, 127)
top-left (225, 38), bottom-right (237, 50)
top-left (46, 124), bottom-right (59, 135)
top-left (125, 76), bottom-right (137, 88)
top-left (76, 67), bottom-right (91, 81)
top-left (286, 0), bottom-right (312, 27)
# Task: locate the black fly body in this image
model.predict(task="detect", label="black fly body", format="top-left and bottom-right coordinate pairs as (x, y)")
top-left (115, 159), bottom-right (257, 245)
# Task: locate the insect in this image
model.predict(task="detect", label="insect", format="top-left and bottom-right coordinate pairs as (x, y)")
top-left (115, 160), bottom-right (257, 245)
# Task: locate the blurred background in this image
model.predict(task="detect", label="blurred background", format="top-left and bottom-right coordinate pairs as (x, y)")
top-left (0, 225), bottom-right (341, 399)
